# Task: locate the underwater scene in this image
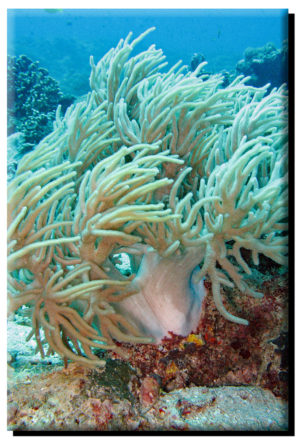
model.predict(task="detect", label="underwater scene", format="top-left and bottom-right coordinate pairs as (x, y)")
top-left (7, 9), bottom-right (290, 433)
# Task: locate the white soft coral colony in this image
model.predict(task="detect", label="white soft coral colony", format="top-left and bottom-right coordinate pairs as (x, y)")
top-left (7, 28), bottom-right (288, 367)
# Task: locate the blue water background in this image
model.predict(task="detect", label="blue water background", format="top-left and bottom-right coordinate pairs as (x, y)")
top-left (7, 9), bottom-right (288, 97)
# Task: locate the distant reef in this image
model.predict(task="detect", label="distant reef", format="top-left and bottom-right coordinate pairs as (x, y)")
top-left (236, 40), bottom-right (288, 89)
top-left (7, 55), bottom-right (75, 151)
top-left (190, 40), bottom-right (288, 90)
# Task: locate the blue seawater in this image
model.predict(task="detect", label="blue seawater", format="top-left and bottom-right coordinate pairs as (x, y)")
top-left (7, 9), bottom-right (288, 97)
